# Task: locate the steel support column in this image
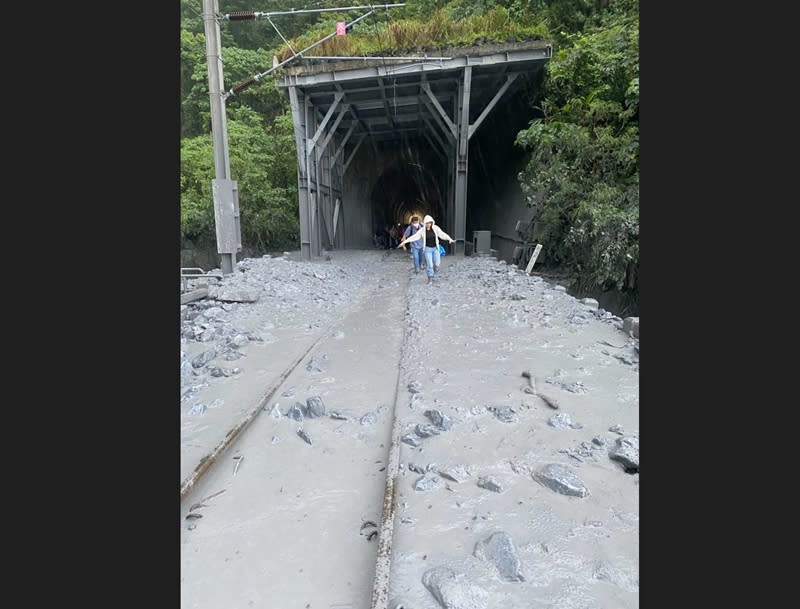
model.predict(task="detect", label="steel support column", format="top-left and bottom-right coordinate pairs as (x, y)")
top-left (453, 67), bottom-right (471, 255)
top-left (288, 86), bottom-right (312, 260)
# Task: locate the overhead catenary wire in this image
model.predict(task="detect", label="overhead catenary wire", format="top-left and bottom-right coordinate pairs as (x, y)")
top-left (219, 4), bottom-right (406, 21)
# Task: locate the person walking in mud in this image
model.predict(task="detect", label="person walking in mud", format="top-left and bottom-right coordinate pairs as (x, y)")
top-left (397, 214), bottom-right (455, 284)
top-left (401, 216), bottom-right (425, 273)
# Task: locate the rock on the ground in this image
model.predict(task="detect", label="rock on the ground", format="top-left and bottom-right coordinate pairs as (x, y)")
top-left (534, 464), bottom-right (589, 498)
top-left (191, 349), bottom-right (216, 369)
top-left (413, 475), bottom-right (439, 491)
top-left (231, 333), bottom-right (249, 347)
top-left (548, 412), bottom-right (583, 429)
top-left (422, 566), bottom-right (489, 609)
top-left (477, 476), bottom-right (503, 493)
top-left (408, 380), bottom-right (424, 394)
top-left (305, 395), bottom-right (326, 418)
top-left (360, 412), bottom-right (377, 425)
top-left (401, 434), bottom-right (421, 447)
top-left (189, 403), bottom-right (206, 416)
top-left (473, 531), bottom-right (525, 582)
top-left (609, 436), bottom-right (639, 472)
top-left (489, 406), bottom-right (518, 423)
top-left (425, 408), bottom-right (453, 430)
top-left (416, 423), bottom-right (441, 437)
top-left (580, 298), bottom-right (599, 309)
top-left (287, 402), bottom-right (306, 422)
top-left (438, 464), bottom-right (471, 483)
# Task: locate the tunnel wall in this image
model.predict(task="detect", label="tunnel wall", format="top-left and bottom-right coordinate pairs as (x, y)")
top-left (466, 84), bottom-right (540, 264)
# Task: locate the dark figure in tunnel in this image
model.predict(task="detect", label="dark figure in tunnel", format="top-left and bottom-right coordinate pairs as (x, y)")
top-left (401, 216), bottom-right (425, 273)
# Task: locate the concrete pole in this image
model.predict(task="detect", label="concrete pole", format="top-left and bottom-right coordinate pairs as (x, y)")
top-left (202, 0), bottom-right (235, 274)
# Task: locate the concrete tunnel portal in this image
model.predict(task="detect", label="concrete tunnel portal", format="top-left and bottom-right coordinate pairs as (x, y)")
top-left (280, 41), bottom-right (551, 259)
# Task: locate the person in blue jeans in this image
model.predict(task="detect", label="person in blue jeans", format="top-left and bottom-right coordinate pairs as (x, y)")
top-left (401, 216), bottom-right (425, 273)
top-left (397, 214), bottom-right (455, 284)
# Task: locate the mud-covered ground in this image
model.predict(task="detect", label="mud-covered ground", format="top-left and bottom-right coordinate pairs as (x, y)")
top-left (180, 250), bottom-right (639, 609)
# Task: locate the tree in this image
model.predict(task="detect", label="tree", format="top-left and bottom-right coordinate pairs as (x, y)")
top-left (515, 0), bottom-right (638, 297)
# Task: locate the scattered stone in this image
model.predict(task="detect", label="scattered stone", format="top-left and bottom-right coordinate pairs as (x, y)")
top-left (271, 435), bottom-right (280, 444)
top-left (510, 293), bottom-right (526, 300)
top-left (360, 412), bottom-right (377, 426)
top-left (439, 465), bottom-right (471, 483)
top-left (592, 436), bottom-right (607, 446)
top-left (609, 424), bottom-right (624, 435)
top-left (329, 411), bottom-right (349, 421)
top-left (269, 403), bottom-right (282, 419)
top-left (281, 387), bottom-right (296, 397)
top-left (425, 408), bottom-right (453, 431)
top-left (553, 285), bottom-right (567, 292)
top-left (207, 366), bottom-right (224, 377)
top-left (246, 331), bottom-right (264, 342)
top-left (191, 350), bottom-right (215, 369)
top-left (189, 403), bottom-right (206, 416)
top-left (202, 306), bottom-right (224, 319)
top-left (408, 463), bottom-right (426, 474)
top-left (401, 434), bottom-right (421, 447)
top-left (413, 475), bottom-right (439, 491)
top-left (422, 566), bottom-right (488, 609)
top-left (534, 464), bottom-right (589, 497)
top-left (231, 334), bottom-right (249, 347)
top-left (548, 413), bottom-right (584, 430)
top-left (416, 424), bottom-right (441, 438)
top-left (287, 402), bottom-right (306, 422)
top-left (488, 406), bottom-right (518, 423)
top-left (477, 476), bottom-right (503, 493)
top-left (297, 429), bottom-right (313, 446)
top-left (223, 349), bottom-right (244, 361)
top-left (306, 354), bottom-right (327, 372)
top-left (408, 380), bottom-right (424, 394)
top-left (580, 298), bottom-right (599, 309)
top-left (609, 436), bottom-right (640, 473)
top-left (473, 531), bottom-right (525, 582)
top-left (305, 396), bottom-right (326, 418)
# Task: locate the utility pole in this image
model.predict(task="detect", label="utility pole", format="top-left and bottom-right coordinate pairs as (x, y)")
top-left (202, 0), bottom-right (238, 274)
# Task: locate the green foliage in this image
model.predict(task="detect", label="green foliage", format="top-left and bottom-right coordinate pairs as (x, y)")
top-left (181, 105), bottom-right (299, 251)
top-left (515, 0), bottom-right (638, 294)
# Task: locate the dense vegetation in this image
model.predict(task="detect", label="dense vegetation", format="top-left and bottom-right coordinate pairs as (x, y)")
top-left (181, 0), bottom-right (638, 305)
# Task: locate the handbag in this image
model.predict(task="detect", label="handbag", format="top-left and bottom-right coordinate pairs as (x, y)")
top-left (438, 244), bottom-right (446, 256)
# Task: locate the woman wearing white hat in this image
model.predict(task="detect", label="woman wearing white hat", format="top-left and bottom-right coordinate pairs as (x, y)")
top-left (397, 214), bottom-right (455, 284)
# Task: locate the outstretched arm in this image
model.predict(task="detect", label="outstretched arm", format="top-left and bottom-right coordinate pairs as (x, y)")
top-left (398, 229), bottom-right (423, 247)
top-left (435, 226), bottom-right (456, 243)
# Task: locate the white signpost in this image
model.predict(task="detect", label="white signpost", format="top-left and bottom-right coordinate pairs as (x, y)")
top-left (525, 243), bottom-right (543, 275)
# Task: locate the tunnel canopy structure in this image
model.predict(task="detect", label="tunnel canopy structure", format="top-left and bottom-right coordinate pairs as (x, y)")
top-left (279, 40), bottom-right (551, 259)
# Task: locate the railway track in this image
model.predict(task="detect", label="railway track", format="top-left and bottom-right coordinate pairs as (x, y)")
top-left (181, 255), bottom-right (411, 609)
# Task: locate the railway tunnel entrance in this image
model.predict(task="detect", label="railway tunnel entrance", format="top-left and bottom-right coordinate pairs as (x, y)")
top-left (280, 40), bottom-right (551, 259)
top-left (369, 145), bottom-right (446, 243)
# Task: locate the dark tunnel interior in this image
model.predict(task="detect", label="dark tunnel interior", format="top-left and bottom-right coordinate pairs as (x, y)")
top-left (369, 140), bottom-right (446, 236)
